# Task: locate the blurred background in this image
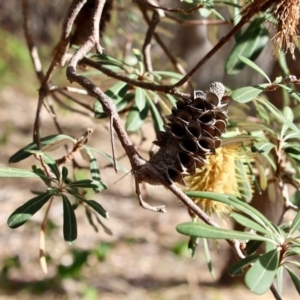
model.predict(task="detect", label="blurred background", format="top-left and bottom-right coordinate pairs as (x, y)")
top-left (0, 1), bottom-right (298, 299)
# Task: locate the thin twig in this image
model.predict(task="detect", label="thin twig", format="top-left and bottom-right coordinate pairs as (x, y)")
top-left (39, 196), bottom-right (54, 274)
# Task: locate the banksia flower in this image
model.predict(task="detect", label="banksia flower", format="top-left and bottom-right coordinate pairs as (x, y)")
top-left (185, 144), bottom-right (251, 215)
top-left (149, 82), bottom-right (228, 186)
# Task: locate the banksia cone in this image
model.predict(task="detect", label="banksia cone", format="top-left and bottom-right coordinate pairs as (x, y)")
top-left (149, 82), bottom-right (228, 186)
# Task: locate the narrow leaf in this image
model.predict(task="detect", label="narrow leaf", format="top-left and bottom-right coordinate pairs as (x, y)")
top-left (125, 102), bottom-right (149, 132)
top-left (62, 194), bottom-right (77, 242)
top-left (230, 212), bottom-right (270, 235)
top-left (176, 222), bottom-right (272, 243)
top-left (146, 93), bottom-right (164, 132)
top-left (231, 85), bottom-right (266, 103)
top-left (286, 266), bottom-right (300, 295)
top-left (9, 134), bottom-right (75, 163)
top-left (226, 18), bottom-right (269, 75)
top-left (135, 87), bottom-right (147, 112)
top-left (203, 238), bottom-right (215, 278)
top-left (0, 167), bottom-right (41, 178)
top-left (251, 142), bottom-right (275, 154)
top-left (84, 147), bottom-right (107, 193)
top-left (245, 248), bottom-right (280, 295)
top-left (238, 56), bottom-right (270, 82)
top-left (290, 210), bottom-right (300, 235)
top-left (67, 179), bottom-right (100, 189)
top-left (84, 146), bottom-right (128, 173)
top-left (7, 192), bottom-right (52, 228)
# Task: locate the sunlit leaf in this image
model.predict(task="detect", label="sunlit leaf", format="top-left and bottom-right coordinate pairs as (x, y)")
top-left (245, 248), bottom-right (279, 294)
top-left (290, 210), bottom-right (300, 235)
top-left (84, 146), bottom-right (128, 173)
top-left (231, 85), bottom-right (266, 103)
top-left (0, 167), bottom-right (42, 178)
top-left (135, 87), bottom-right (147, 112)
top-left (62, 194), bottom-right (77, 242)
top-left (251, 142), bottom-right (275, 154)
top-left (7, 192), bottom-right (52, 228)
top-left (83, 147), bottom-right (107, 193)
top-left (125, 102), bottom-right (149, 132)
top-left (146, 93), bottom-right (164, 132)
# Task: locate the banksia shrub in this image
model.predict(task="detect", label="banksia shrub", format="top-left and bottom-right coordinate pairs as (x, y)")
top-left (149, 82), bottom-right (228, 186)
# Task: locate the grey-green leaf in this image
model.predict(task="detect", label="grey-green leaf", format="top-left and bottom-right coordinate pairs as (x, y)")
top-left (231, 85), bottom-right (266, 103)
top-left (286, 266), bottom-right (300, 295)
top-left (290, 210), bottom-right (300, 235)
top-left (230, 212), bottom-right (270, 235)
top-left (9, 134), bottom-right (74, 163)
top-left (135, 87), bottom-right (147, 112)
top-left (0, 167), bottom-right (42, 178)
top-left (245, 248), bottom-right (280, 294)
top-left (225, 18), bottom-right (269, 75)
top-left (7, 192), bottom-right (52, 228)
top-left (125, 102), bottom-right (149, 132)
top-left (62, 194), bottom-right (77, 242)
top-left (176, 222), bottom-right (272, 242)
top-left (251, 142), bottom-right (275, 154)
top-left (228, 254), bottom-right (259, 276)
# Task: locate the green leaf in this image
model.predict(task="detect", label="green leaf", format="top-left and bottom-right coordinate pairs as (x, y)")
top-left (7, 192), bottom-right (52, 228)
top-left (238, 56), bottom-right (270, 82)
top-left (125, 102), bottom-right (149, 132)
top-left (203, 238), bottom-right (215, 278)
top-left (251, 142), bottom-right (275, 154)
top-left (135, 87), bottom-right (147, 112)
top-left (84, 146), bottom-right (128, 173)
top-left (276, 266), bottom-right (283, 297)
top-left (235, 159), bottom-right (253, 203)
top-left (231, 85), bottom-right (266, 103)
top-left (225, 18), bottom-right (269, 75)
top-left (228, 254), bottom-right (259, 276)
top-left (67, 179), bottom-right (100, 189)
top-left (83, 147), bottom-right (107, 193)
top-left (257, 97), bottom-right (300, 133)
top-left (146, 93), bottom-right (164, 132)
top-left (176, 222), bottom-right (272, 243)
top-left (245, 240), bottom-right (264, 255)
top-left (286, 266), bottom-right (300, 295)
top-left (9, 134), bottom-right (75, 163)
top-left (188, 236), bottom-right (199, 258)
top-left (245, 248), bottom-right (280, 295)
top-left (62, 194), bottom-right (77, 242)
top-left (27, 150), bottom-right (60, 180)
top-left (0, 167), bottom-right (42, 178)
top-left (290, 210), bottom-right (300, 235)
top-left (71, 192), bottom-right (108, 219)
top-left (185, 192), bottom-right (275, 234)
top-left (152, 71), bottom-right (183, 80)
top-left (285, 146), bottom-right (300, 164)
top-left (82, 199), bottom-right (108, 219)
top-left (62, 167), bottom-right (68, 181)
top-left (230, 212), bottom-right (270, 235)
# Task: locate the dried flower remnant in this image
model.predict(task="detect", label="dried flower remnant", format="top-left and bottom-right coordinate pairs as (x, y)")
top-left (242, 0), bottom-right (300, 59)
top-left (272, 0), bottom-right (299, 59)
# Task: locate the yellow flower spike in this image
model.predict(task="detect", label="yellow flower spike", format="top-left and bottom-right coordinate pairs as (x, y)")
top-left (185, 144), bottom-right (252, 215)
